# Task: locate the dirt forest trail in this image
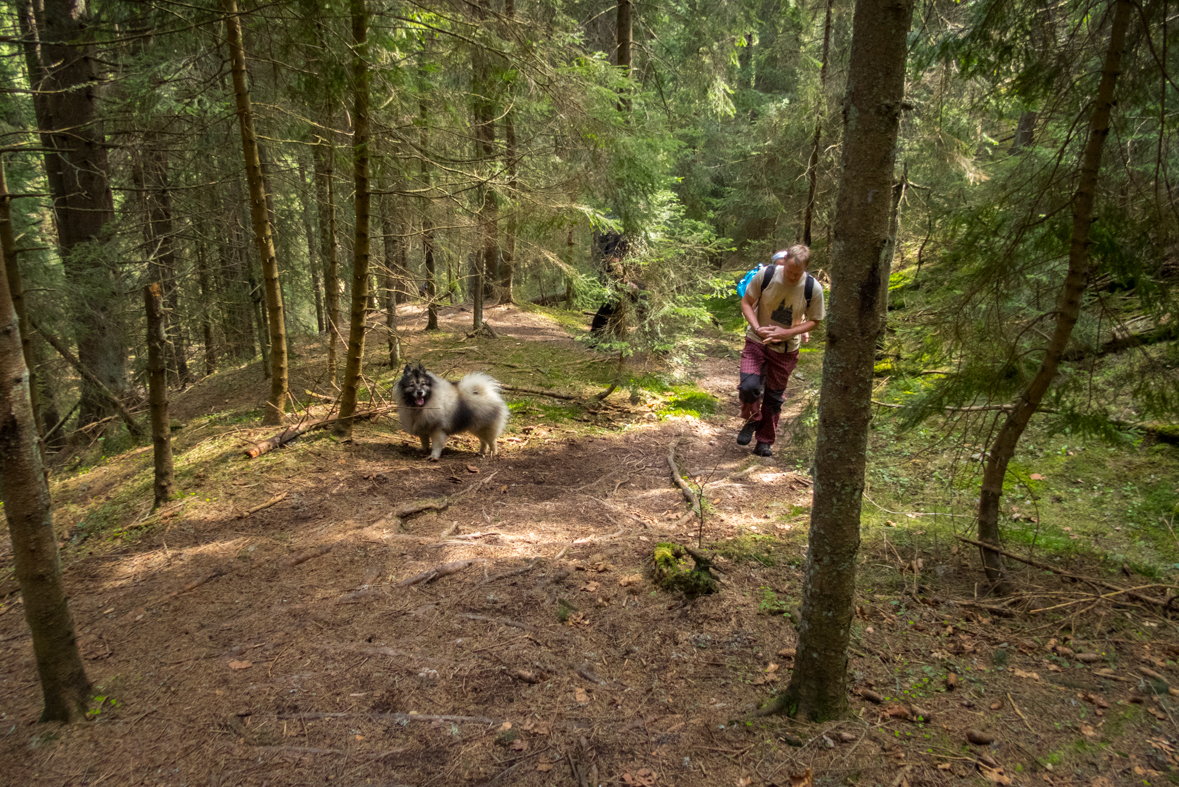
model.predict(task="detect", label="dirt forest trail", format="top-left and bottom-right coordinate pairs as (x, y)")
top-left (0, 303), bottom-right (825, 787)
top-left (4, 303), bottom-right (1177, 787)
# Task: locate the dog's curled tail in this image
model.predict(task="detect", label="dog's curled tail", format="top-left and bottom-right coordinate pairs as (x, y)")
top-left (457, 372), bottom-right (502, 399)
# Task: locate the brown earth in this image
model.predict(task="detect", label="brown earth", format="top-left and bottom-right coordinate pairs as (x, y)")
top-left (1, 303), bottom-right (1177, 786)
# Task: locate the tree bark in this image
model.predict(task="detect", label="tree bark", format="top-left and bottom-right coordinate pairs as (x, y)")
top-left (332, 0), bottom-right (372, 440)
top-left (223, 0), bottom-right (289, 423)
top-left (802, 0), bottom-right (833, 247)
top-left (379, 188), bottom-right (402, 367)
top-left (975, 0), bottom-right (1132, 589)
top-left (298, 157), bottom-right (325, 334)
top-left (0, 162), bottom-right (45, 444)
top-left (418, 39), bottom-right (439, 332)
top-left (314, 133), bottom-right (342, 378)
top-left (772, 0), bottom-right (916, 722)
top-left (0, 232), bottom-right (92, 723)
top-left (39, 0), bottom-right (126, 426)
top-left (140, 148), bottom-right (190, 387)
top-left (502, 0), bottom-right (518, 308)
top-left (192, 209), bottom-right (219, 376)
top-left (471, 0), bottom-right (498, 324)
top-left (144, 283), bottom-right (174, 509)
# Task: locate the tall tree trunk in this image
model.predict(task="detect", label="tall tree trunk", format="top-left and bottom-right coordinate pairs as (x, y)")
top-left (0, 238), bottom-right (92, 723)
top-left (333, 0), bottom-right (371, 439)
top-left (39, 0), bottom-right (126, 426)
top-left (501, 0), bottom-right (517, 306)
top-left (193, 213), bottom-right (218, 376)
top-left (223, 0), bottom-right (288, 423)
top-left (379, 188), bottom-right (402, 366)
top-left (976, 0), bottom-right (1132, 588)
top-left (315, 135), bottom-right (342, 378)
top-left (144, 283), bottom-right (174, 509)
top-left (418, 40), bottom-right (439, 332)
top-left (471, 0), bottom-right (498, 324)
top-left (0, 162), bottom-right (45, 445)
top-left (771, 0), bottom-right (916, 722)
top-left (802, 0), bottom-right (833, 247)
top-left (298, 158), bottom-right (325, 334)
top-left (617, 0), bottom-right (633, 111)
top-left (140, 148), bottom-right (190, 387)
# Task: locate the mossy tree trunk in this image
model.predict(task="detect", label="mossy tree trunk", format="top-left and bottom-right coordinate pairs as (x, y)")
top-left (770, 0), bottom-right (916, 723)
top-left (223, 0), bottom-right (288, 423)
top-left (144, 283), bottom-right (174, 509)
top-left (0, 237), bottom-right (91, 723)
top-left (332, 0), bottom-right (371, 439)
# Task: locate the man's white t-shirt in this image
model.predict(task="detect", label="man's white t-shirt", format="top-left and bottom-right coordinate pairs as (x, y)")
top-left (744, 267), bottom-right (826, 353)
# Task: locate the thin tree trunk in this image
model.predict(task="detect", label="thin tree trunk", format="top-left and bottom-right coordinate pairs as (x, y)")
top-left (0, 162), bottom-right (45, 444)
top-left (193, 210), bottom-right (218, 376)
top-left (617, 0), bottom-right (632, 111)
top-left (471, 0), bottom-right (497, 324)
top-left (502, 0), bottom-right (517, 308)
top-left (802, 0), bottom-right (833, 247)
top-left (0, 240), bottom-right (92, 723)
top-left (772, 0), bottom-right (916, 723)
top-left (223, 0), bottom-right (288, 424)
top-left (141, 148), bottom-right (190, 387)
top-left (976, 0), bottom-right (1132, 589)
top-left (418, 40), bottom-right (439, 332)
top-left (315, 135), bottom-right (341, 378)
top-left (39, 0), bottom-right (126, 426)
top-left (298, 157), bottom-right (325, 334)
top-left (144, 283), bottom-right (174, 509)
top-left (332, 0), bottom-right (371, 440)
top-left (379, 189), bottom-right (401, 366)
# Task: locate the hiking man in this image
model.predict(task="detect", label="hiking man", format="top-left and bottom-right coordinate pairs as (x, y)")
top-left (737, 245), bottom-right (825, 457)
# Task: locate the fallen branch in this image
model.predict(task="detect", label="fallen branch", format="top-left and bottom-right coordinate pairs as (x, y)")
top-left (276, 712), bottom-right (502, 725)
top-left (33, 318), bottom-right (146, 441)
top-left (398, 559), bottom-right (481, 587)
top-left (956, 536), bottom-right (1178, 610)
top-left (167, 566), bottom-right (228, 599)
top-left (481, 561), bottom-right (539, 585)
top-left (957, 600), bottom-right (1018, 618)
top-left (237, 492), bottom-right (288, 519)
top-left (573, 527), bottom-right (624, 544)
top-left (244, 406), bottom-right (393, 458)
top-left (460, 613), bottom-right (535, 631)
top-left (500, 384), bottom-right (579, 401)
top-left (667, 436), bottom-right (701, 515)
top-left (255, 745), bottom-right (409, 759)
top-left (281, 545), bottom-right (332, 568)
top-left (395, 500), bottom-right (449, 518)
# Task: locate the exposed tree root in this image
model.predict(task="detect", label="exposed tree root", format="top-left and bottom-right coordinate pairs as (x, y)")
top-left (281, 545), bottom-right (332, 568)
top-left (237, 492), bottom-right (288, 518)
top-left (397, 558), bottom-right (482, 587)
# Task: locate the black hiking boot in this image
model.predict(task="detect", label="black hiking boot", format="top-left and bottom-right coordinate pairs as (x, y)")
top-left (737, 419), bottom-right (761, 446)
top-left (753, 442), bottom-right (773, 458)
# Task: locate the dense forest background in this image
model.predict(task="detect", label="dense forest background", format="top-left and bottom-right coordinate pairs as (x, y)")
top-left (2, 0), bottom-right (1179, 782)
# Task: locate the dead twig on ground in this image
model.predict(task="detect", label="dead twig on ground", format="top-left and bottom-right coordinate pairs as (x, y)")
top-left (243, 406), bottom-right (393, 458)
top-left (237, 492), bottom-right (288, 518)
top-left (667, 436), bottom-right (701, 516)
top-left (281, 545), bottom-right (332, 568)
top-left (166, 566), bottom-right (228, 599)
top-left (276, 712), bottom-right (501, 725)
top-left (956, 536), bottom-right (1178, 611)
top-left (398, 559), bottom-right (482, 587)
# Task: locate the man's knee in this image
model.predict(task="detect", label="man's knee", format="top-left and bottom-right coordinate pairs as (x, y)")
top-left (738, 373), bottom-right (762, 404)
top-left (763, 387), bottom-right (786, 414)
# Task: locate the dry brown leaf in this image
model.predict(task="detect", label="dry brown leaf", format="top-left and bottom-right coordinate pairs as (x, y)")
top-left (498, 721), bottom-right (512, 731)
top-left (1081, 724), bottom-right (1097, 737)
top-left (945, 672), bottom-right (959, 690)
top-left (580, 581), bottom-right (600, 592)
top-left (785, 768), bottom-right (813, 786)
top-left (228, 660), bottom-right (252, 670)
top-left (574, 687), bottom-right (589, 703)
top-left (466, 464), bottom-right (480, 473)
top-left (1076, 652), bottom-right (1102, 663)
top-left (510, 739), bottom-right (528, 752)
top-left (1012, 669), bottom-right (1040, 681)
top-left (980, 765), bottom-right (1012, 785)
top-left (537, 763), bottom-right (553, 772)
top-left (1030, 473), bottom-right (1045, 481)
top-left (883, 704), bottom-right (911, 720)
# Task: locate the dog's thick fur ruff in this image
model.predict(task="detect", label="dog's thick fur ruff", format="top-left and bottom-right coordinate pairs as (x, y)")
top-left (395, 363), bottom-right (508, 460)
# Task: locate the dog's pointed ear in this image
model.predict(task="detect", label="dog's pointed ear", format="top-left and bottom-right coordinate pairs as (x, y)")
top-left (402, 363), bottom-right (412, 375)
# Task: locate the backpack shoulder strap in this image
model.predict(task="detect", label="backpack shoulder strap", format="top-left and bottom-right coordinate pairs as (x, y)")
top-left (804, 273), bottom-right (815, 310)
top-left (761, 263), bottom-right (777, 291)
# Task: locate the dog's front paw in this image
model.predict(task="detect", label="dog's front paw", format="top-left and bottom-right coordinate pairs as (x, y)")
top-left (427, 455), bottom-right (440, 462)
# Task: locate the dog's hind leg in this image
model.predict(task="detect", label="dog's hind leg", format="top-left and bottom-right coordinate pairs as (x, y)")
top-left (428, 429), bottom-right (448, 460)
top-left (419, 435), bottom-right (430, 454)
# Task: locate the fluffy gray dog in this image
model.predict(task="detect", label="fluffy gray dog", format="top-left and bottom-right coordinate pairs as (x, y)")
top-left (394, 363), bottom-right (508, 460)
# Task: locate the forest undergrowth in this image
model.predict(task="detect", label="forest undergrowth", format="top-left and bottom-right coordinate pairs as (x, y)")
top-left (2, 299), bottom-right (1179, 787)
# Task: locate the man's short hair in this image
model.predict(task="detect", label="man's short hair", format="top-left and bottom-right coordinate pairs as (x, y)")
top-left (772, 245), bottom-right (812, 267)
